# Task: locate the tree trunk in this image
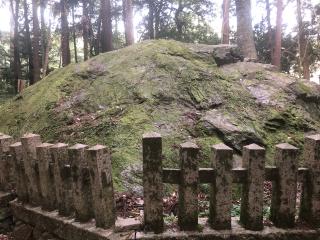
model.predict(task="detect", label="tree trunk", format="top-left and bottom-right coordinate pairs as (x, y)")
top-left (100, 0), bottom-right (113, 52)
top-left (71, 5), bottom-right (78, 63)
top-left (148, 1), bottom-right (155, 39)
top-left (43, 21), bottom-right (51, 77)
top-left (10, 0), bottom-right (21, 92)
top-left (82, 0), bottom-right (89, 60)
top-left (23, 0), bottom-right (33, 84)
top-left (123, 0), bottom-right (134, 45)
top-left (40, 0), bottom-right (49, 77)
top-left (60, 0), bottom-right (71, 66)
top-left (221, 0), bottom-right (230, 44)
top-left (32, 0), bottom-right (41, 82)
top-left (272, 0), bottom-right (283, 69)
top-left (235, 0), bottom-right (257, 59)
top-left (297, 0), bottom-right (310, 80)
top-left (265, 0), bottom-right (273, 62)
top-left (175, 0), bottom-right (184, 41)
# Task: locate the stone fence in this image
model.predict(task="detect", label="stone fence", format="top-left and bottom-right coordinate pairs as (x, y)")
top-left (0, 132), bottom-right (320, 240)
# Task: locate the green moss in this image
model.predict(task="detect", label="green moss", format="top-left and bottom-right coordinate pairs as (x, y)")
top-left (0, 39), bottom-right (319, 190)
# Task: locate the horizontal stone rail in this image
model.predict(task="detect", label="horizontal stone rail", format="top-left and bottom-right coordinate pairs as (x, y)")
top-left (0, 132), bottom-right (319, 240)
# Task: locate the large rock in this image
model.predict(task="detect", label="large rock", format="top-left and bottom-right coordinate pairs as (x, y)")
top-left (0, 40), bottom-right (319, 189)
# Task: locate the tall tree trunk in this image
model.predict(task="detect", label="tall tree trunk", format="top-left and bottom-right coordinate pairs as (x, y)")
top-left (32, 0), bottom-right (41, 83)
top-left (82, 0), bottom-right (90, 60)
top-left (272, 0), bottom-right (283, 69)
top-left (297, 0), bottom-right (310, 80)
top-left (175, 0), bottom-right (184, 40)
top-left (235, 0), bottom-right (257, 59)
top-left (123, 0), bottom-right (134, 45)
top-left (71, 5), bottom-right (78, 63)
top-left (221, 0), bottom-right (230, 44)
top-left (43, 21), bottom-right (51, 77)
top-left (100, 0), bottom-right (113, 52)
top-left (148, 1), bottom-right (155, 39)
top-left (10, 0), bottom-right (21, 92)
top-left (60, 0), bottom-right (71, 66)
top-left (40, 0), bottom-right (49, 77)
top-left (23, 0), bottom-right (33, 84)
top-left (265, 0), bottom-right (273, 62)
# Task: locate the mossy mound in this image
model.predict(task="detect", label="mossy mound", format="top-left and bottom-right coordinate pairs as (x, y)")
top-left (1, 40), bottom-right (320, 190)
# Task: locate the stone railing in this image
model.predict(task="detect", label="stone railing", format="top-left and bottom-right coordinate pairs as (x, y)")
top-left (0, 132), bottom-right (319, 240)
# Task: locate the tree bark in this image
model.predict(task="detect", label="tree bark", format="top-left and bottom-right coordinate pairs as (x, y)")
top-left (32, 0), bottom-right (41, 82)
top-left (272, 0), bottom-right (283, 69)
top-left (235, 0), bottom-right (257, 59)
top-left (148, 0), bottom-right (155, 39)
top-left (100, 0), bottom-right (113, 52)
top-left (175, 0), bottom-right (184, 41)
top-left (71, 4), bottom-right (78, 63)
top-left (10, 0), bottom-right (21, 92)
top-left (60, 0), bottom-right (71, 67)
top-left (23, 0), bottom-right (33, 84)
top-left (40, 0), bottom-right (49, 77)
top-left (43, 21), bottom-right (51, 77)
top-left (82, 0), bottom-right (90, 60)
top-left (265, 0), bottom-right (273, 62)
top-left (221, 0), bottom-right (230, 44)
top-left (123, 0), bottom-right (134, 45)
top-left (297, 0), bottom-right (310, 80)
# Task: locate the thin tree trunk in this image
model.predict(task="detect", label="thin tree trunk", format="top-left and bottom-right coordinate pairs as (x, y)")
top-left (148, 0), bottom-right (155, 39)
top-left (82, 0), bottom-right (89, 60)
top-left (175, 0), bottom-right (184, 41)
top-left (221, 0), bottom-right (230, 44)
top-left (10, 0), bottom-right (21, 92)
top-left (272, 0), bottom-right (283, 69)
top-left (60, 0), bottom-right (71, 66)
top-left (265, 0), bottom-right (273, 62)
top-left (40, 0), bottom-right (49, 77)
top-left (123, 0), bottom-right (134, 45)
top-left (71, 5), bottom-right (78, 63)
top-left (235, 0), bottom-right (257, 59)
top-left (32, 0), bottom-right (41, 82)
top-left (100, 0), bottom-right (113, 52)
top-left (43, 21), bottom-right (51, 77)
top-left (23, 0), bottom-right (33, 84)
top-left (297, 0), bottom-right (310, 80)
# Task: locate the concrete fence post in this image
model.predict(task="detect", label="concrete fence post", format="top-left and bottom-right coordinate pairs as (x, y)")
top-left (240, 144), bottom-right (265, 231)
top-left (300, 134), bottom-right (320, 227)
top-left (68, 144), bottom-right (93, 222)
top-left (270, 143), bottom-right (298, 228)
top-left (36, 143), bottom-right (56, 211)
top-left (143, 132), bottom-right (164, 233)
top-left (209, 143), bottom-right (233, 230)
top-left (0, 135), bottom-right (14, 191)
top-left (10, 142), bottom-right (29, 202)
top-left (51, 143), bottom-right (73, 216)
top-left (178, 142), bottom-right (199, 231)
top-left (86, 145), bottom-right (115, 229)
top-left (20, 134), bottom-right (42, 206)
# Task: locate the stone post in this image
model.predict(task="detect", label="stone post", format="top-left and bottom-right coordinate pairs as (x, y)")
top-left (86, 145), bottom-right (115, 228)
top-left (20, 134), bottom-right (42, 206)
top-left (270, 143), bottom-right (298, 228)
top-left (68, 144), bottom-right (93, 222)
top-left (0, 135), bottom-right (14, 191)
top-left (240, 144), bottom-right (265, 231)
top-left (178, 142), bottom-right (199, 231)
top-left (300, 134), bottom-right (320, 227)
top-left (209, 143), bottom-right (233, 230)
top-left (143, 132), bottom-right (164, 233)
top-left (36, 143), bottom-right (56, 211)
top-left (51, 143), bottom-right (73, 216)
top-left (10, 142), bottom-right (28, 202)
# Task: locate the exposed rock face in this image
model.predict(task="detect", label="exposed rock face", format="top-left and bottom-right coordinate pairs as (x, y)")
top-left (0, 40), bottom-right (319, 190)
top-left (187, 44), bottom-right (244, 66)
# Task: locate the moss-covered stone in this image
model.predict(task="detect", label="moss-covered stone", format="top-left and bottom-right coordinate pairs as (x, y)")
top-left (0, 40), bottom-right (319, 190)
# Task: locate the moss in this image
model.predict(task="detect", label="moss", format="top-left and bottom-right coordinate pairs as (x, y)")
top-left (0, 39), bottom-right (319, 190)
